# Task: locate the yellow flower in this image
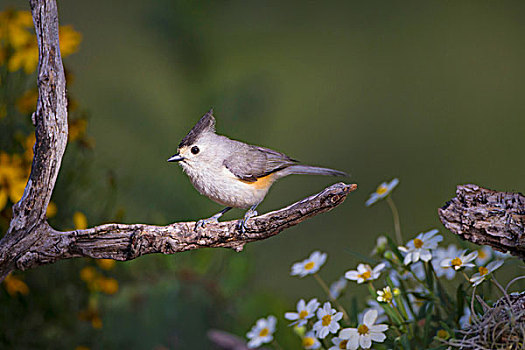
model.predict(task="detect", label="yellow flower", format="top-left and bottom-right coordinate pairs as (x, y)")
top-left (16, 89), bottom-right (38, 115)
top-left (80, 266), bottom-right (97, 282)
top-left (96, 277), bottom-right (119, 295)
top-left (59, 25), bottom-right (82, 57)
top-left (96, 259), bottom-right (116, 270)
top-left (69, 118), bottom-right (87, 142)
top-left (1, 10), bottom-right (81, 73)
top-left (46, 201), bottom-right (57, 218)
top-left (0, 152), bottom-right (29, 207)
top-left (73, 211), bottom-right (88, 230)
top-left (91, 316), bottom-right (103, 329)
top-left (3, 273), bottom-right (30, 296)
top-left (436, 329), bottom-right (449, 339)
top-left (0, 10), bottom-right (34, 49)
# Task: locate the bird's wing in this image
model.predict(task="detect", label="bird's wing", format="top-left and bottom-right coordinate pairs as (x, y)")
top-left (223, 145), bottom-right (297, 182)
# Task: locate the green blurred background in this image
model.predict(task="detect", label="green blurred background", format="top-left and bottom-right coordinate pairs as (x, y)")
top-left (3, 0), bottom-right (525, 348)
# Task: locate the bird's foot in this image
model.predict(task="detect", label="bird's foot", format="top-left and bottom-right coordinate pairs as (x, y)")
top-left (236, 209), bottom-right (258, 234)
top-left (194, 216), bottom-right (220, 231)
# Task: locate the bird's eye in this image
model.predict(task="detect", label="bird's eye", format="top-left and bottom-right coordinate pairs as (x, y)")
top-left (191, 146), bottom-right (200, 155)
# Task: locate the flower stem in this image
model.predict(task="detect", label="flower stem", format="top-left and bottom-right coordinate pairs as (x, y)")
top-left (386, 196), bottom-right (402, 245)
top-left (313, 273), bottom-right (350, 322)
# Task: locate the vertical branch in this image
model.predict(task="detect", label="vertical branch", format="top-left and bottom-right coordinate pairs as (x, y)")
top-left (0, 0), bottom-right (68, 279)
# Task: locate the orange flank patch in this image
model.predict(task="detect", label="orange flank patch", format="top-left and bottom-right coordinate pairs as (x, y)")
top-left (241, 173), bottom-right (276, 189)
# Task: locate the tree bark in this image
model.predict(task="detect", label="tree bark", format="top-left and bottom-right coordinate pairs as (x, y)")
top-left (438, 184), bottom-right (525, 260)
top-left (0, 0), bottom-right (356, 281)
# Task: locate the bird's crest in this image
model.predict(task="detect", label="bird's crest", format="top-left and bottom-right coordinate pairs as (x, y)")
top-left (179, 109), bottom-right (216, 148)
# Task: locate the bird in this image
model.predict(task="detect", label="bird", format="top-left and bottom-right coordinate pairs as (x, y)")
top-left (168, 109), bottom-right (348, 232)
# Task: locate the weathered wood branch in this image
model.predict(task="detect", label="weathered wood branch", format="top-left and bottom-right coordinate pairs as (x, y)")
top-left (0, 0), bottom-right (68, 280)
top-left (15, 183), bottom-right (356, 272)
top-left (0, 0), bottom-right (355, 281)
top-left (438, 184), bottom-right (525, 260)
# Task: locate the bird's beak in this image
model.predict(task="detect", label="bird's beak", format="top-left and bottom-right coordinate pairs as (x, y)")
top-left (167, 153), bottom-right (184, 162)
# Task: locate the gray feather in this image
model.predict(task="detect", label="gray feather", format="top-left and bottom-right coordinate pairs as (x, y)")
top-left (223, 144), bottom-right (297, 182)
top-left (277, 164), bottom-right (348, 177)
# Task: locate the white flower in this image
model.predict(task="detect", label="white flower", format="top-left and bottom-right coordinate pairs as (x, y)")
top-left (376, 286), bottom-right (397, 304)
top-left (291, 251), bottom-right (327, 277)
top-left (246, 315), bottom-right (276, 348)
top-left (475, 246), bottom-right (492, 265)
top-left (329, 277), bottom-right (348, 299)
top-left (345, 263), bottom-right (385, 284)
top-left (470, 260), bottom-right (504, 286)
top-left (313, 302), bottom-right (343, 339)
top-left (459, 306), bottom-right (472, 329)
top-left (285, 298), bottom-right (320, 327)
top-left (302, 331), bottom-right (321, 349)
top-left (398, 229), bottom-right (443, 265)
top-left (432, 244), bottom-right (461, 279)
top-left (340, 310), bottom-right (388, 349)
top-left (365, 178), bottom-right (399, 206)
top-left (440, 250), bottom-right (478, 271)
top-left (329, 335), bottom-right (351, 350)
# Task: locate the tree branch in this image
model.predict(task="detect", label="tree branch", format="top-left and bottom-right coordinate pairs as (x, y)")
top-left (15, 182), bottom-right (356, 272)
top-left (0, 0), bottom-right (68, 280)
top-left (438, 184), bottom-right (525, 260)
top-left (0, 0), bottom-right (356, 281)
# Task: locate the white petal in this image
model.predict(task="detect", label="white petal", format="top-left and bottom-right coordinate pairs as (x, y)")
top-left (403, 253), bottom-right (413, 265)
top-left (267, 315), bottom-right (277, 330)
top-left (363, 309), bottom-right (378, 326)
top-left (488, 260), bottom-right (504, 271)
top-left (297, 299), bottom-right (306, 310)
top-left (420, 249), bottom-right (432, 262)
top-left (360, 334), bottom-right (372, 349)
top-left (464, 251), bottom-right (478, 262)
top-left (345, 270), bottom-right (359, 280)
top-left (412, 250), bottom-right (421, 262)
top-left (339, 328), bottom-right (357, 339)
top-left (370, 331), bottom-right (386, 342)
top-left (347, 333), bottom-right (359, 350)
top-left (329, 321), bottom-right (340, 333)
top-left (285, 312), bottom-right (299, 321)
top-left (370, 324), bottom-right (388, 332)
top-left (440, 259), bottom-right (452, 267)
top-left (332, 312), bottom-right (343, 322)
top-left (373, 263), bottom-right (386, 273)
top-left (319, 327), bottom-right (329, 339)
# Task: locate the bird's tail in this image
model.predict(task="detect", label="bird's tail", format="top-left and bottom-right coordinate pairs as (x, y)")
top-left (280, 164), bottom-right (348, 177)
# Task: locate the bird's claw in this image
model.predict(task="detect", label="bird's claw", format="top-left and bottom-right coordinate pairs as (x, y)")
top-left (194, 216), bottom-right (219, 231)
top-left (236, 210), bottom-right (258, 233)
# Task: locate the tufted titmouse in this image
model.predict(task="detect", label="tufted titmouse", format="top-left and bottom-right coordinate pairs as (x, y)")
top-left (168, 109), bottom-right (348, 232)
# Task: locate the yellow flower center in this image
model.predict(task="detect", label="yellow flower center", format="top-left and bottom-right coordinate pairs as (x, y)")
top-left (413, 238), bottom-right (423, 249)
top-left (358, 271), bottom-right (371, 280)
top-left (478, 249), bottom-right (487, 259)
top-left (479, 266), bottom-right (489, 276)
top-left (451, 257), bottom-right (463, 267)
top-left (299, 310), bottom-right (308, 319)
top-left (259, 328), bottom-right (269, 337)
top-left (339, 340), bottom-right (348, 349)
top-left (322, 314), bottom-right (332, 326)
top-left (358, 324), bottom-right (369, 335)
top-left (376, 185), bottom-right (388, 195)
top-left (302, 337), bottom-right (315, 347)
top-left (304, 261), bottom-right (315, 270)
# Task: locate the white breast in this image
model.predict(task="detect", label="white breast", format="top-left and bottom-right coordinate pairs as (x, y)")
top-left (180, 162), bottom-right (270, 209)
